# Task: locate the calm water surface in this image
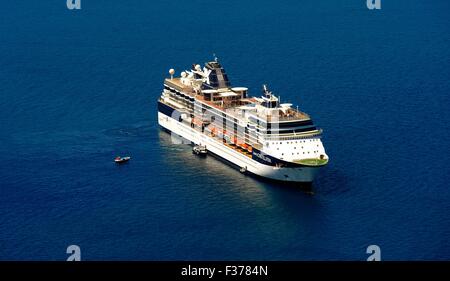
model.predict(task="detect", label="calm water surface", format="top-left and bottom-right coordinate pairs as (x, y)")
top-left (0, 0), bottom-right (449, 260)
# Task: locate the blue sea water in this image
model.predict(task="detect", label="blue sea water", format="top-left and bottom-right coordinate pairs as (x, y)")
top-left (1, 0), bottom-right (449, 260)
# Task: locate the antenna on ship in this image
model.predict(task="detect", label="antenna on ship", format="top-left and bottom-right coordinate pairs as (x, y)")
top-left (263, 84), bottom-right (270, 97)
top-left (213, 53), bottom-right (218, 62)
top-left (169, 68), bottom-right (175, 80)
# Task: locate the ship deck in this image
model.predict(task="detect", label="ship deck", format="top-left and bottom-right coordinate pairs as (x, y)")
top-left (165, 78), bottom-right (196, 96)
top-left (293, 158), bottom-right (329, 166)
top-left (164, 78), bottom-right (310, 122)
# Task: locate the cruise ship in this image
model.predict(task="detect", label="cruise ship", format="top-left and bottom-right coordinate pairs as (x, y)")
top-left (157, 58), bottom-right (329, 183)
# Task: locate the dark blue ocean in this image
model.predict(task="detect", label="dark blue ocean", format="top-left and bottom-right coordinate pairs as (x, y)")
top-left (1, 0), bottom-right (449, 260)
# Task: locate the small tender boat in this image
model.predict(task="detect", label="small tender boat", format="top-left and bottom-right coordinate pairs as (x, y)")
top-left (115, 156), bottom-right (131, 163)
top-left (192, 145), bottom-right (207, 156)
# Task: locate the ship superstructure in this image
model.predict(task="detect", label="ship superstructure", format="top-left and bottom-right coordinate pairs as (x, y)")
top-left (157, 58), bottom-right (328, 182)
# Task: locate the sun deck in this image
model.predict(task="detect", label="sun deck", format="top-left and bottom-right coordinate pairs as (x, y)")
top-left (164, 78), bottom-right (195, 96)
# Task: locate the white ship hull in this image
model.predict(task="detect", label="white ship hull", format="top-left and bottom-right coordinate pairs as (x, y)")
top-left (158, 112), bottom-right (321, 183)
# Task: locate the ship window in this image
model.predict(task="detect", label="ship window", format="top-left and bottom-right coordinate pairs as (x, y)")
top-left (282, 153), bottom-right (284, 156)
